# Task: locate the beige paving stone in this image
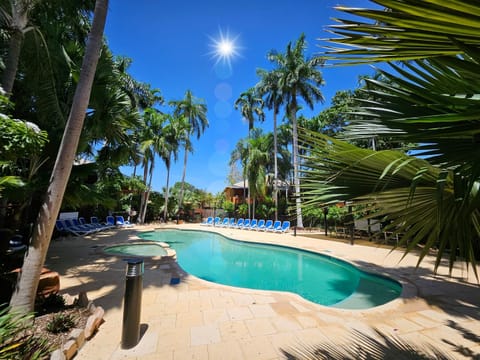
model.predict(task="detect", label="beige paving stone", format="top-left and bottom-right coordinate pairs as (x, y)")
top-left (190, 324), bottom-right (221, 346)
top-left (207, 340), bottom-right (244, 360)
top-left (218, 321), bottom-right (251, 341)
top-left (417, 309), bottom-right (453, 323)
top-left (176, 311), bottom-right (204, 328)
top-left (245, 318), bottom-right (277, 336)
top-left (173, 345), bottom-right (208, 360)
top-left (156, 327), bottom-right (190, 352)
top-left (188, 297), bottom-right (213, 311)
top-left (110, 329), bottom-right (159, 359)
top-left (249, 303), bottom-right (276, 318)
top-left (405, 313), bottom-right (442, 329)
top-left (295, 314), bottom-right (318, 329)
top-left (421, 325), bottom-right (480, 349)
top-left (231, 293), bottom-right (256, 306)
top-left (289, 301), bottom-right (312, 313)
top-left (202, 308), bottom-right (229, 324)
top-left (270, 316), bottom-right (302, 332)
top-left (210, 295), bottom-right (235, 308)
top-left (270, 301), bottom-right (300, 316)
top-left (226, 306), bottom-right (254, 321)
top-left (384, 317), bottom-right (425, 334)
top-left (239, 337), bottom-right (278, 360)
top-left (252, 294), bottom-right (276, 304)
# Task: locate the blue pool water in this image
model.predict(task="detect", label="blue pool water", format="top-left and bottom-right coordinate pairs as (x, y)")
top-left (139, 229), bottom-right (401, 309)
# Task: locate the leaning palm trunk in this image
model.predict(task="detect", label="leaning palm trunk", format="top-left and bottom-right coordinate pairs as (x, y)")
top-left (9, 0), bottom-right (108, 313)
top-left (137, 162), bottom-right (149, 224)
top-left (177, 146), bottom-right (188, 211)
top-left (290, 99), bottom-right (303, 228)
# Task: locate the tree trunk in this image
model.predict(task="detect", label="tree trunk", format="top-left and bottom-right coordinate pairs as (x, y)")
top-left (273, 106), bottom-right (278, 221)
top-left (290, 96), bottom-right (303, 228)
top-left (178, 145), bottom-right (188, 211)
top-left (163, 157), bottom-right (171, 221)
top-left (1, 28), bottom-right (24, 95)
top-left (9, 0), bottom-right (108, 313)
top-left (138, 162), bottom-right (149, 224)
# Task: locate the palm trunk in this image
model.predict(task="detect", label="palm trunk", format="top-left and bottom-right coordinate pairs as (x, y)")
top-left (273, 106), bottom-right (278, 221)
top-left (142, 162), bottom-right (154, 223)
top-left (290, 96), bottom-right (303, 228)
top-left (9, 0), bottom-right (108, 313)
top-left (137, 161), bottom-right (149, 224)
top-left (1, 28), bottom-right (24, 95)
top-left (163, 160), bottom-right (171, 222)
top-left (178, 145), bottom-right (188, 211)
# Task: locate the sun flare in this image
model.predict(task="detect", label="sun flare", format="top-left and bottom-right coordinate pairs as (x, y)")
top-left (208, 28), bottom-right (241, 68)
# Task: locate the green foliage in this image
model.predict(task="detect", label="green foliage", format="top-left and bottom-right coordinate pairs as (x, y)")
top-left (0, 307), bottom-right (51, 359)
top-left (46, 313), bottom-right (75, 334)
top-left (35, 294), bottom-right (66, 317)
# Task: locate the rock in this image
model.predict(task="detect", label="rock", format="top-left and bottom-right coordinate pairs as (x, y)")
top-left (68, 328), bottom-right (85, 349)
top-left (62, 339), bottom-right (77, 360)
top-left (50, 349), bottom-right (66, 360)
top-left (84, 306), bottom-right (104, 339)
top-left (77, 291), bottom-right (89, 307)
top-left (62, 293), bottom-right (76, 306)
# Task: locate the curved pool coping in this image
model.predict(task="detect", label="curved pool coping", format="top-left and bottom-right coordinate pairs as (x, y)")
top-left (136, 227), bottom-right (417, 312)
top-left (99, 241), bottom-right (177, 261)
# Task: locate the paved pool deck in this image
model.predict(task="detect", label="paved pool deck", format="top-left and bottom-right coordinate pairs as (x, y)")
top-left (45, 223), bottom-right (480, 359)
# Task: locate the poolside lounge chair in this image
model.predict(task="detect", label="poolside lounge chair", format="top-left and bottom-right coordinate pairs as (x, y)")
top-left (77, 217), bottom-right (102, 232)
top-left (219, 217), bottom-right (230, 227)
top-left (227, 218), bottom-right (236, 227)
top-left (91, 216), bottom-right (115, 229)
top-left (68, 219), bottom-right (99, 234)
top-left (116, 215), bottom-right (134, 227)
top-left (262, 219), bottom-right (273, 231)
top-left (212, 217), bottom-right (221, 226)
top-left (275, 221), bottom-right (290, 233)
top-left (267, 220), bottom-right (282, 232)
top-left (248, 219), bottom-right (258, 230)
top-left (241, 219), bottom-right (251, 230)
top-left (56, 219), bottom-right (92, 236)
top-left (200, 217), bottom-right (213, 226)
top-left (233, 218), bottom-right (244, 229)
top-left (106, 215), bottom-right (116, 227)
top-left (256, 219), bottom-right (266, 231)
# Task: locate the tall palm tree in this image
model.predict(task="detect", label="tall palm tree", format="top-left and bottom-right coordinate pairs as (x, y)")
top-left (137, 108), bottom-right (168, 224)
top-left (234, 87), bottom-right (265, 218)
top-left (256, 68), bottom-right (284, 220)
top-left (169, 90), bottom-right (208, 212)
top-left (300, 0), bottom-right (480, 273)
top-left (267, 33), bottom-right (325, 228)
top-left (9, 0), bottom-right (108, 312)
top-left (160, 114), bottom-right (187, 221)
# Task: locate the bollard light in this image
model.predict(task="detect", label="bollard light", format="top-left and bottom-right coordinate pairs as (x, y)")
top-left (121, 258), bottom-right (144, 349)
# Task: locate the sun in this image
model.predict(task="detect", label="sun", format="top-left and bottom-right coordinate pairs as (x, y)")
top-left (208, 27), bottom-right (241, 68)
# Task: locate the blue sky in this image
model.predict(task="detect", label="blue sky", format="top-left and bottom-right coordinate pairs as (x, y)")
top-left (104, 0), bottom-right (374, 194)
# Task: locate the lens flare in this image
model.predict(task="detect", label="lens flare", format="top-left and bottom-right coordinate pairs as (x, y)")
top-left (208, 27), bottom-right (241, 69)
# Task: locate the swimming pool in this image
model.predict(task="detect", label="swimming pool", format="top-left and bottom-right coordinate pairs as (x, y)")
top-left (139, 229), bottom-right (401, 309)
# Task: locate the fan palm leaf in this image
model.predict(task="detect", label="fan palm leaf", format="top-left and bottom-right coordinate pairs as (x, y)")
top-left (300, 129), bottom-right (480, 276)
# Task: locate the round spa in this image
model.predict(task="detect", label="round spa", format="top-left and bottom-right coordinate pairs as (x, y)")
top-left (103, 241), bottom-right (176, 259)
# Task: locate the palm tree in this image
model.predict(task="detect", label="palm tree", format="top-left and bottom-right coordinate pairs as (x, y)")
top-left (246, 129), bottom-right (271, 219)
top-left (160, 114), bottom-right (187, 221)
top-left (169, 90), bottom-right (208, 213)
top-left (137, 108), bottom-right (168, 224)
top-left (267, 33), bottom-right (325, 228)
top-left (0, 0), bottom-right (37, 94)
top-left (234, 87), bottom-right (265, 218)
top-left (300, 0), bottom-right (480, 273)
top-left (256, 68), bottom-right (284, 220)
top-left (9, 0), bottom-right (108, 312)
